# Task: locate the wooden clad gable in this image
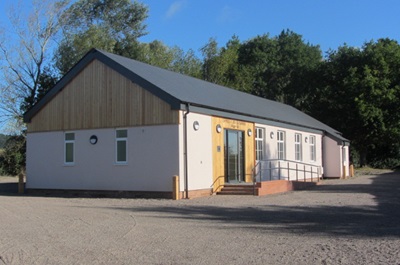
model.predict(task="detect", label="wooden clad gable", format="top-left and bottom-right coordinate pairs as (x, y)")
top-left (27, 59), bottom-right (179, 132)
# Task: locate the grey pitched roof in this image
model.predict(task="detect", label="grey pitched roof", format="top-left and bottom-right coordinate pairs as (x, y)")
top-left (24, 48), bottom-right (348, 143)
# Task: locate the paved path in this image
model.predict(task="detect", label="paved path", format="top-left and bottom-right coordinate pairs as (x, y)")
top-left (0, 173), bottom-right (399, 264)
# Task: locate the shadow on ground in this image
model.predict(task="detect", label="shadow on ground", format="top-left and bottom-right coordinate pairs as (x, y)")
top-left (115, 172), bottom-right (400, 238)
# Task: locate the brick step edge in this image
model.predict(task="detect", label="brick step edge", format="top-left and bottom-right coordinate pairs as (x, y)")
top-left (216, 192), bottom-right (254, 195)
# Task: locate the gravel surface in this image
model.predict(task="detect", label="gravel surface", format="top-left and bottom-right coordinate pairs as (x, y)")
top-left (0, 173), bottom-right (399, 265)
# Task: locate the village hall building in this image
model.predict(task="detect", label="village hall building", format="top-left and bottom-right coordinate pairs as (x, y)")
top-left (23, 49), bottom-right (350, 199)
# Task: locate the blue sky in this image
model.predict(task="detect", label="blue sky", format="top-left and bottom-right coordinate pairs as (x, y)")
top-left (0, 0), bottom-right (399, 55)
top-left (139, 0), bottom-right (400, 55)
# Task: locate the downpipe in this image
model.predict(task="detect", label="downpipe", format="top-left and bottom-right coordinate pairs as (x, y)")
top-left (183, 104), bottom-right (190, 199)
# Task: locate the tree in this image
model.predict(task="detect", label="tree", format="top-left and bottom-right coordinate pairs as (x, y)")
top-left (119, 40), bottom-right (202, 78)
top-left (200, 35), bottom-right (246, 90)
top-left (0, 0), bottom-right (69, 130)
top-left (237, 30), bottom-right (322, 107)
top-left (308, 39), bottom-right (400, 167)
top-left (170, 48), bottom-right (202, 78)
top-left (0, 134), bottom-right (10, 149)
top-left (55, 0), bottom-right (148, 74)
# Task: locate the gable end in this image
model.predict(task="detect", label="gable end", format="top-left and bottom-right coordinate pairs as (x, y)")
top-left (26, 59), bottom-right (179, 132)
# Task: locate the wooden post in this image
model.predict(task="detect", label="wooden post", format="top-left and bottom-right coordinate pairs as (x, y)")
top-left (350, 164), bottom-right (354, 177)
top-left (172, 175), bottom-right (180, 200)
top-left (18, 173), bottom-right (24, 194)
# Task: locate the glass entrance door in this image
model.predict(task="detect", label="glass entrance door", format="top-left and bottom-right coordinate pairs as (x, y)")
top-left (224, 129), bottom-right (245, 183)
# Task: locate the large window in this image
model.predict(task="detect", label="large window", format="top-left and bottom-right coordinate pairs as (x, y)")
top-left (116, 129), bottom-right (128, 164)
top-left (295, 133), bottom-right (302, 161)
top-left (310, 135), bottom-right (316, 161)
top-left (65, 132), bottom-right (75, 164)
top-left (255, 127), bottom-right (264, 161)
top-left (277, 131), bottom-right (285, 160)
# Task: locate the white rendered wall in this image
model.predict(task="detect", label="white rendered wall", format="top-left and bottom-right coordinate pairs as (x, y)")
top-left (254, 124), bottom-right (323, 181)
top-left (26, 125), bottom-right (180, 191)
top-left (178, 112), bottom-right (213, 191)
top-left (323, 136), bottom-right (347, 178)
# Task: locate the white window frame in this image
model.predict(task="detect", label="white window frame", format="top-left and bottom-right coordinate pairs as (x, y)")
top-left (64, 132), bottom-right (75, 165)
top-left (295, 133), bottom-right (302, 161)
top-left (255, 127), bottom-right (265, 161)
top-left (310, 135), bottom-right (316, 162)
top-left (116, 129), bottom-right (128, 164)
top-left (277, 130), bottom-right (286, 160)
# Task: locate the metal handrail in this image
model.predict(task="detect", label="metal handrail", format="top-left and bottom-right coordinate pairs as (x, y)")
top-left (251, 161), bottom-right (261, 195)
top-left (253, 159), bottom-right (322, 183)
top-left (259, 158), bottom-right (321, 168)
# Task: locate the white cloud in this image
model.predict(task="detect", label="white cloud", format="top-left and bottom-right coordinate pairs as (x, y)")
top-left (165, 1), bottom-right (186, 19)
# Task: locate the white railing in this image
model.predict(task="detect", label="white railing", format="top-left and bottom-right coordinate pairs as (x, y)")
top-left (253, 159), bottom-right (322, 183)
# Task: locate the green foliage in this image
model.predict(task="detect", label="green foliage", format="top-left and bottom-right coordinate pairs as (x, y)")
top-left (56, 24), bottom-right (119, 74)
top-left (134, 41), bottom-right (202, 77)
top-left (308, 39), bottom-right (400, 167)
top-left (0, 135), bottom-right (26, 176)
top-left (0, 134), bottom-right (10, 149)
top-left (237, 30), bottom-right (322, 107)
top-left (369, 157), bottom-right (400, 169)
top-left (201, 30), bottom-right (322, 107)
top-left (55, 0), bottom-right (148, 74)
top-left (54, 0), bottom-right (202, 79)
top-left (201, 35), bottom-right (245, 90)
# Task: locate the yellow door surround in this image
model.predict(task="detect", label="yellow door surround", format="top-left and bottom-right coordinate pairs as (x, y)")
top-left (211, 117), bottom-right (255, 193)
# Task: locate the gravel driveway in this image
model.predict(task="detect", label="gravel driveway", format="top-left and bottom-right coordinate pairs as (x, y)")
top-left (0, 173), bottom-right (399, 265)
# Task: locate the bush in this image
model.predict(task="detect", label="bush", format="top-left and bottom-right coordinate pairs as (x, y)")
top-left (366, 143), bottom-right (400, 169)
top-left (369, 157), bottom-right (400, 170)
top-left (0, 135), bottom-right (26, 176)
